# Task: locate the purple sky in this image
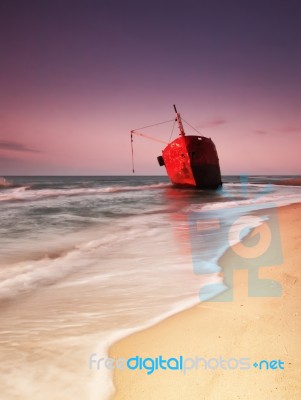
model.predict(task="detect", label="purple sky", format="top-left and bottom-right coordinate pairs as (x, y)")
top-left (0, 0), bottom-right (300, 175)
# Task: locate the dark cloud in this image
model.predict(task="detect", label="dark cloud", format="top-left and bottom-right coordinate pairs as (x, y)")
top-left (254, 130), bottom-right (267, 135)
top-left (277, 126), bottom-right (300, 133)
top-left (0, 139), bottom-right (41, 153)
top-left (196, 119), bottom-right (226, 129)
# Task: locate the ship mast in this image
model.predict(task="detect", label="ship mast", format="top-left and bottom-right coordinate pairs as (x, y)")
top-left (173, 104), bottom-right (185, 137)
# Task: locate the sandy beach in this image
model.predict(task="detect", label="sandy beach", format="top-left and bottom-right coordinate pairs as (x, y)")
top-left (110, 203), bottom-right (301, 399)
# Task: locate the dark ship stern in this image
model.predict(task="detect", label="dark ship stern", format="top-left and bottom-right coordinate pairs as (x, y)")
top-left (188, 136), bottom-right (222, 189)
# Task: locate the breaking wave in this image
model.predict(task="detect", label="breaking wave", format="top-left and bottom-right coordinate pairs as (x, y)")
top-left (0, 182), bottom-right (171, 202)
top-left (0, 177), bottom-right (13, 187)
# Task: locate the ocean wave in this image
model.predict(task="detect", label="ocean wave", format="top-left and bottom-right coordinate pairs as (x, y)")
top-left (188, 191), bottom-right (301, 212)
top-left (271, 178), bottom-right (301, 187)
top-left (0, 182), bottom-right (171, 202)
top-left (225, 180), bottom-right (301, 188)
top-left (0, 177), bottom-right (12, 187)
top-left (0, 217), bottom-right (159, 301)
top-left (0, 230), bottom-right (124, 301)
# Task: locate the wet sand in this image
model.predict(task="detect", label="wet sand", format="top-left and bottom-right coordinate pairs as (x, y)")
top-left (110, 203), bottom-right (301, 399)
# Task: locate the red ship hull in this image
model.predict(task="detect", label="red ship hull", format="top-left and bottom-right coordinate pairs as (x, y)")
top-left (159, 135), bottom-right (222, 189)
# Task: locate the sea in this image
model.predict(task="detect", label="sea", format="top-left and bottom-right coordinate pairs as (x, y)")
top-left (0, 175), bottom-right (301, 399)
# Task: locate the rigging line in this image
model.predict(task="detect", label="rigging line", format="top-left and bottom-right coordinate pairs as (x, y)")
top-left (181, 117), bottom-right (204, 136)
top-left (168, 119), bottom-right (176, 143)
top-left (131, 119), bottom-right (174, 132)
top-left (130, 132), bottom-right (135, 173)
top-left (131, 131), bottom-right (168, 145)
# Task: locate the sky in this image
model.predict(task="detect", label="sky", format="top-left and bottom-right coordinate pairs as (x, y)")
top-left (0, 0), bottom-right (300, 175)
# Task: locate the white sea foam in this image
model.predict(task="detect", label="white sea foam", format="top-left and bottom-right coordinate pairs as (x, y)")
top-left (0, 182), bottom-right (170, 202)
top-left (88, 294), bottom-right (202, 400)
top-left (188, 191), bottom-right (301, 212)
top-left (0, 227), bottom-right (131, 301)
top-left (0, 177), bottom-right (12, 187)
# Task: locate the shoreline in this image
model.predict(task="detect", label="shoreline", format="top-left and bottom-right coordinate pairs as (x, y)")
top-left (109, 202), bottom-right (301, 399)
